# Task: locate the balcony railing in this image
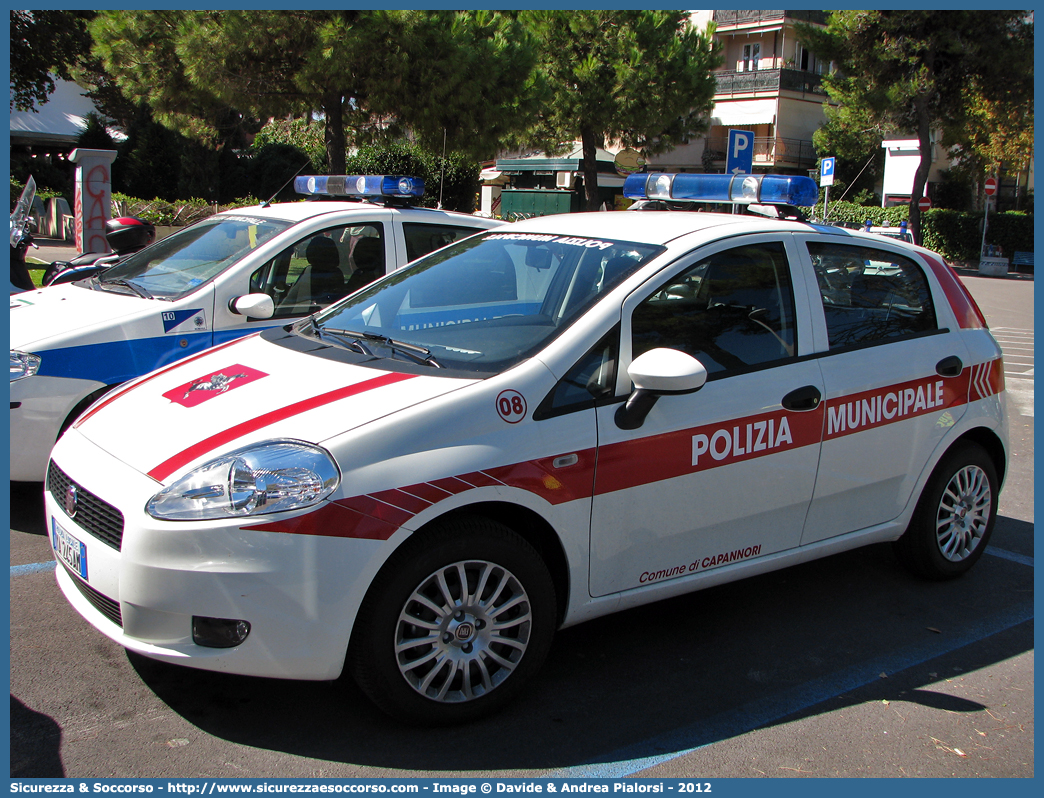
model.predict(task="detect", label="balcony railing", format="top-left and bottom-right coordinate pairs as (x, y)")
top-left (712, 10), bottom-right (828, 27)
top-left (714, 68), bottom-right (827, 97)
top-left (704, 136), bottom-right (818, 170)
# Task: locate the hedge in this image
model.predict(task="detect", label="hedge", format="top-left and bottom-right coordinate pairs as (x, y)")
top-left (817, 199), bottom-right (1034, 262)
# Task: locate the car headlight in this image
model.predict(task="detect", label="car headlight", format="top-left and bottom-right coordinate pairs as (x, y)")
top-left (147, 440), bottom-right (340, 521)
top-left (10, 350), bottom-right (41, 382)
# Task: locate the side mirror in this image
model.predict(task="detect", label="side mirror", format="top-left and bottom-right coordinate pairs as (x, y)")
top-left (615, 348), bottom-right (707, 430)
top-left (229, 293), bottom-right (275, 319)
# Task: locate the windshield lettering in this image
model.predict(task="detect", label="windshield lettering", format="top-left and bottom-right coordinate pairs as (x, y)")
top-left (486, 233), bottom-right (616, 250)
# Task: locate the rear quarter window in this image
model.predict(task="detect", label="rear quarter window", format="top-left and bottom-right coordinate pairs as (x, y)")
top-left (402, 222), bottom-right (487, 262)
top-left (808, 242), bottom-right (937, 351)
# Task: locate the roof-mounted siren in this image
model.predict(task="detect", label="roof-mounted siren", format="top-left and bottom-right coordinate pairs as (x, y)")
top-left (294, 175), bottom-right (425, 202)
top-left (622, 173), bottom-right (819, 219)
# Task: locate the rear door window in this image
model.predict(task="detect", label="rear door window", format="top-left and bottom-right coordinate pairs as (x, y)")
top-left (807, 242), bottom-right (937, 350)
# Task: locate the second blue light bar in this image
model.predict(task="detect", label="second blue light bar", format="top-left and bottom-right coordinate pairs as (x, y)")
top-left (623, 173), bottom-right (819, 207)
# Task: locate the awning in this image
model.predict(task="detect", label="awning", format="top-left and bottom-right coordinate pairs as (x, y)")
top-left (710, 99), bottom-right (778, 127)
top-left (10, 77), bottom-right (125, 145)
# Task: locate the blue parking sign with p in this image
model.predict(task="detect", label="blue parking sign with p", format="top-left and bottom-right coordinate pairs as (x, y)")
top-left (726, 130), bottom-right (754, 175)
top-left (820, 157), bottom-right (835, 186)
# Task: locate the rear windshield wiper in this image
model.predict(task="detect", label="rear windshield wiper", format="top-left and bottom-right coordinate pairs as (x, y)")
top-left (323, 328), bottom-right (442, 368)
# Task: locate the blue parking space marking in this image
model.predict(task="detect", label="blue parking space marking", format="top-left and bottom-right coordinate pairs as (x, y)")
top-left (985, 547), bottom-right (1034, 567)
top-left (11, 561), bottom-right (56, 577)
top-left (547, 549), bottom-right (1034, 780)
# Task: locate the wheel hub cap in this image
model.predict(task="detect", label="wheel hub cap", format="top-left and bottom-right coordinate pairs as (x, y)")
top-left (395, 559), bottom-right (533, 703)
top-left (936, 465), bottom-right (992, 562)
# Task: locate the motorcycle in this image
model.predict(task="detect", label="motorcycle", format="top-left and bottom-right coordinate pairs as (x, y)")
top-left (42, 215), bottom-right (156, 286)
top-left (10, 176), bottom-right (37, 292)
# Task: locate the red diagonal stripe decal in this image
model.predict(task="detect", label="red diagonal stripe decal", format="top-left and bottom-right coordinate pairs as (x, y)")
top-left (147, 372), bottom-right (416, 481)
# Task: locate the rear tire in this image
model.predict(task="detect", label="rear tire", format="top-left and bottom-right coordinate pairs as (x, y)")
top-left (349, 516), bottom-right (556, 725)
top-left (894, 442), bottom-right (998, 580)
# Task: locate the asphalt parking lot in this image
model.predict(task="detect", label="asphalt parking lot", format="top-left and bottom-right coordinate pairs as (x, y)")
top-left (8, 268), bottom-right (1033, 779)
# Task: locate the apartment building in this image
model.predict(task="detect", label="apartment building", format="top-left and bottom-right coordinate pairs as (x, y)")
top-left (650, 9), bottom-right (832, 174)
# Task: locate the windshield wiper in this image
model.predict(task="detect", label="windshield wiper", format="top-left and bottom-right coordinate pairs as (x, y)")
top-left (98, 278), bottom-right (153, 299)
top-left (323, 328), bottom-right (441, 368)
top-left (319, 327), bottom-right (376, 357)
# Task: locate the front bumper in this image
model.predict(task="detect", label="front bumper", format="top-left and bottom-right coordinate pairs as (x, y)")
top-left (45, 428), bottom-right (388, 681)
top-left (10, 374), bottom-right (104, 482)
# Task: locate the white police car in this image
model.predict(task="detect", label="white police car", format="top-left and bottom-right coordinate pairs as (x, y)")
top-left (44, 173), bottom-right (1007, 724)
top-left (866, 221), bottom-right (914, 244)
top-left (10, 176), bottom-right (501, 481)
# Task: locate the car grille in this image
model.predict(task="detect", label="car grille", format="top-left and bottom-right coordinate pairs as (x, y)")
top-left (62, 563), bottom-right (123, 628)
top-left (47, 461), bottom-right (125, 551)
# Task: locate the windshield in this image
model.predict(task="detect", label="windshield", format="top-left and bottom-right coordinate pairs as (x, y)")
top-left (96, 214), bottom-right (293, 300)
top-left (310, 230), bottom-right (663, 374)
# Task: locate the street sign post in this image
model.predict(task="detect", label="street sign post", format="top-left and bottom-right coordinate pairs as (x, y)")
top-left (726, 130), bottom-right (754, 176)
top-left (980, 177), bottom-right (999, 257)
top-left (820, 157), bottom-right (835, 222)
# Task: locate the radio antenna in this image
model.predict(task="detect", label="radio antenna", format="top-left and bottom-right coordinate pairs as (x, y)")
top-left (261, 160), bottom-right (312, 208)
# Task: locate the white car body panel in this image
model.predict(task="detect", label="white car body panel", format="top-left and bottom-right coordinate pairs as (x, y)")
top-left (42, 204), bottom-right (1009, 690)
top-left (11, 200), bottom-right (501, 481)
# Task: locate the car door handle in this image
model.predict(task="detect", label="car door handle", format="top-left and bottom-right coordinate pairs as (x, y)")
top-left (936, 355), bottom-right (964, 378)
top-left (782, 385), bottom-right (822, 412)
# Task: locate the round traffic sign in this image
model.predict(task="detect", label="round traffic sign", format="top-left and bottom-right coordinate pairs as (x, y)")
top-left (918, 196), bottom-right (932, 211)
top-left (984, 177), bottom-right (998, 196)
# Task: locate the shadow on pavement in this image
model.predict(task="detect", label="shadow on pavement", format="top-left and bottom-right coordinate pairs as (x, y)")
top-left (10, 695), bottom-right (65, 777)
top-left (125, 539), bottom-right (1033, 773)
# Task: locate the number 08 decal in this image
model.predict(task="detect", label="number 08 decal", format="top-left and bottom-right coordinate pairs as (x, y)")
top-left (496, 390), bottom-right (527, 423)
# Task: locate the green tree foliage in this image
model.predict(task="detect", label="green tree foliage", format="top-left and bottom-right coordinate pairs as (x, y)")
top-left (355, 11), bottom-right (544, 160)
top-left (89, 11), bottom-right (256, 200)
top-left (519, 10), bottom-right (721, 210)
top-left (75, 112), bottom-right (117, 150)
top-left (105, 10), bottom-right (540, 175)
top-left (798, 11), bottom-right (1034, 242)
top-left (345, 143), bottom-right (480, 213)
top-left (10, 10), bottom-right (94, 111)
top-left (89, 12), bottom-right (252, 148)
top-left (252, 118), bottom-right (327, 172)
top-left (114, 106), bottom-right (185, 202)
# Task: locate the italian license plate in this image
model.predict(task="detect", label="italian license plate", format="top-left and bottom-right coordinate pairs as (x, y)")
top-left (52, 517), bottom-right (88, 580)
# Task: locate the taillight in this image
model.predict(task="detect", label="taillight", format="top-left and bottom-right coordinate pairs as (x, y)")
top-left (920, 252), bottom-right (988, 329)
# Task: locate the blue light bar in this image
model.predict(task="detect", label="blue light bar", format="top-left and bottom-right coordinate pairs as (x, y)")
top-left (623, 172), bottom-right (819, 207)
top-left (294, 175), bottom-right (425, 199)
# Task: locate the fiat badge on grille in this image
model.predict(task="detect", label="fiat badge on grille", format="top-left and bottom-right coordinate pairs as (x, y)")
top-left (64, 483), bottom-right (78, 517)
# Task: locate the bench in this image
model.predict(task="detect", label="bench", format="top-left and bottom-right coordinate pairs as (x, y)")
top-left (1012, 251), bottom-right (1033, 272)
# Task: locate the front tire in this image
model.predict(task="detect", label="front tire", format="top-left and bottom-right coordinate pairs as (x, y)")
top-left (894, 442), bottom-right (998, 580)
top-left (349, 516), bottom-right (556, 725)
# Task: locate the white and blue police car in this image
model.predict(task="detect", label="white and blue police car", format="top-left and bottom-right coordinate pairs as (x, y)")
top-left (10, 176), bottom-right (502, 481)
top-left (44, 173), bottom-right (1007, 724)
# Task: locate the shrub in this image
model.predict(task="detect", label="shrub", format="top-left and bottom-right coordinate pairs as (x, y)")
top-left (815, 199), bottom-right (1033, 261)
top-left (986, 212), bottom-right (1034, 256)
top-left (816, 200), bottom-right (908, 228)
top-left (345, 142), bottom-right (480, 213)
top-left (109, 193), bottom-right (261, 227)
top-left (919, 210), bottom-right (981, 261)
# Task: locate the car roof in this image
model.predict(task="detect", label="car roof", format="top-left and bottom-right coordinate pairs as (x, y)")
top-left (498, 211), bottom-right (930, 255)
top-left (215, 199), bottom-right (496, 225)
top-left (502, 210), bottom-right (771, 244)
top-left (501, 209), bottom-right (828, 247)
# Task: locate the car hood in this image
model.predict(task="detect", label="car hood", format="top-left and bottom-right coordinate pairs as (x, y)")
top-left (10, 282), bottom-right (154, 350)
top-left (73, 333), bottom-right (477, 484)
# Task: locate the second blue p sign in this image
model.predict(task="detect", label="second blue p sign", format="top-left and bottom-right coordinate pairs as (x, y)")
top-left (726, 130), bottom-right (754, 175)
